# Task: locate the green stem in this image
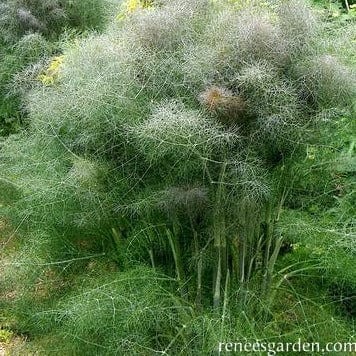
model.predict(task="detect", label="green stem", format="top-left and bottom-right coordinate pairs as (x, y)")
top-left (194, 230), bottom-right (202, 309)
top-left (262, 203), bottom-right (273, 294)
top-left (148, 249), bottom-right (155, 270)
top-left (220, 268), bottom-right (230, 339)
top-left (214, 247), bottom-right (222, 309)
top-left (239, 235), bottom-right (246, 284)
top-left (167, 228), bottom-right (185, 297)
top-left (213, 161), bottom-right (227, 309)
top-left (264, 235), bottom-right (283, 299)
top-left (269, 265), bottom-right (321, 306)
top-left (345, 0), bottom-right (350, 12)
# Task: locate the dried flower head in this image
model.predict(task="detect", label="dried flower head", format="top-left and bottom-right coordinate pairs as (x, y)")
top-left (199, 86), bottom-right (247, 125)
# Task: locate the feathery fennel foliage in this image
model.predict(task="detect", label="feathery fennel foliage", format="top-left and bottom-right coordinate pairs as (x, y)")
top-left (2, 0), bottom-right (355, 305)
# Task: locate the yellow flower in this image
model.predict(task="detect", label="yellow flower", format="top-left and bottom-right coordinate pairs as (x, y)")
top-left (116, 0), bottom-right (153, 21)
top-left (127, 0), bottom-right (141, 12)
top-left (37, 55), bottom-right (65, 86)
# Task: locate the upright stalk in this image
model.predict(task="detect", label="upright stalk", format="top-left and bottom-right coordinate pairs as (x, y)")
top-left (262, 202), bottom-right (273, 295)
top-left (213, 247), bottom-right (222, 309)
top-left (194, 230), bottom-right (203, 309)
top-left (167, 227), bottom-right (186, 297)
top-left (213, 161), bottom-right (227, 309)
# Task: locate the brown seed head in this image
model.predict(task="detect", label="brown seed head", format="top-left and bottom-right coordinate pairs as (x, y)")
top-left (199, 86), bottom-right (247, 124)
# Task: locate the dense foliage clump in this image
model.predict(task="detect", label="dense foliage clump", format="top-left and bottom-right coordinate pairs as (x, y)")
top-left (0, 0), bottom-right (119, 136)
top-left (0, 0), bottom-right (113, 44)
